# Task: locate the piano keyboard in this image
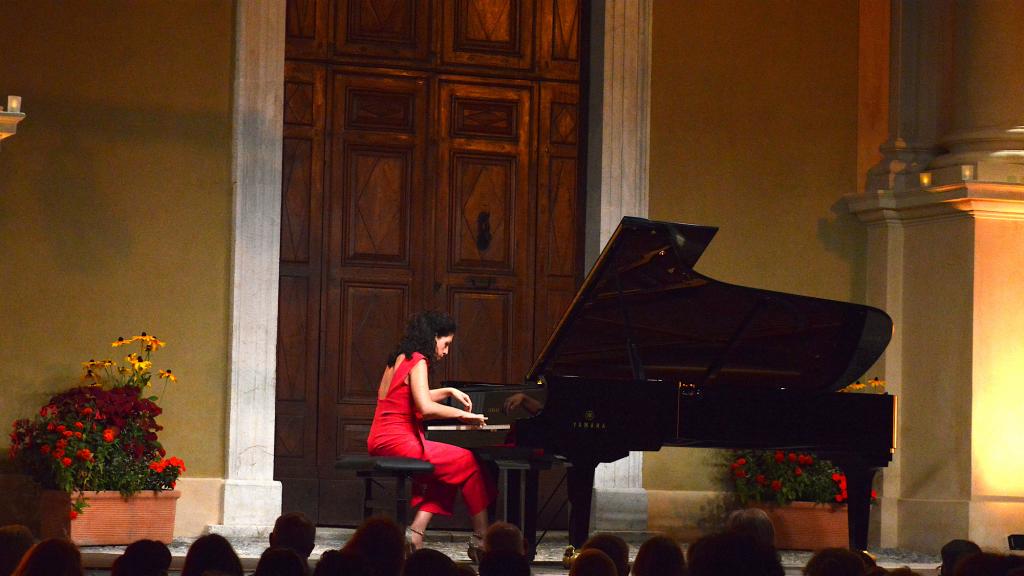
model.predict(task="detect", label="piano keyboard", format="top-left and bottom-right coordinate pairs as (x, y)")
top-left (426, 424), bottom-right (511, 431)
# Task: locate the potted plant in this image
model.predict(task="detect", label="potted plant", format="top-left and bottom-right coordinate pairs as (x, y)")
top-left (724, 379), bottom-right (884, 550)
top-left (7, 333), bottom-right (185, 544)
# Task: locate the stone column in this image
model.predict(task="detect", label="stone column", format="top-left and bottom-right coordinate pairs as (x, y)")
top-left (849, 0), bottom-right (1024, 553)
top-left (586, 0), bottom-right (652, 533)
top-left (220, 0), bottom-right (285, 528)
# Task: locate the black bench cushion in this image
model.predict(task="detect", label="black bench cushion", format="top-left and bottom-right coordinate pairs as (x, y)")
top-left (336, 456), bottom-right (435, 474)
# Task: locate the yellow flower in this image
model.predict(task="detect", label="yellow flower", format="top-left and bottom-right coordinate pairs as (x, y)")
top-left (125, 353), bottom-right (152, 372)
top-left (158, 369), bottom-right (177, 383)
top-left (80, 369), bottom-right (102, 385)
top-left (143, 337), bottom-right (166, 351)
top-left (111, 337), bottom-right (129, 347)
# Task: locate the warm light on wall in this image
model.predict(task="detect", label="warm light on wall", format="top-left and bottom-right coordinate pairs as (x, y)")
top-left (973, 350), bottom-right (1024, 496)
top-left (919, 171), bottom-right (932, 187)
top-left (0, 95), bottom-right (26, 147)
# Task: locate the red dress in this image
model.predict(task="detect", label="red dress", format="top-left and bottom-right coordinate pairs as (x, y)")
top-left (366, 352), bottom-right (495, 517)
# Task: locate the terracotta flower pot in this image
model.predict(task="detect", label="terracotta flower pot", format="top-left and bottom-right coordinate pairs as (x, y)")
top-left (39, 490), bottom-right (180, 545)
top-left (752, 501), bottom-right (848, 550)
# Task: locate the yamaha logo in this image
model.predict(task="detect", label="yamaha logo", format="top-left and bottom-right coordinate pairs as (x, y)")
top-left (572, 409), bottom-right (607, 430)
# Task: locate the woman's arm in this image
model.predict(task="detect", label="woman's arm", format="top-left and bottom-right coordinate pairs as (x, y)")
top-left (409, 361), bottom-right (485, 424)
top-left (429, 387), bottom-right (473, 411)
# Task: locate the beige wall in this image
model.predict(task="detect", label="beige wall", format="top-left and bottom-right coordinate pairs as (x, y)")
top-left (646, 0), bottom-right (865, 491)
top-left (0, 1), bottom-right (235, 479)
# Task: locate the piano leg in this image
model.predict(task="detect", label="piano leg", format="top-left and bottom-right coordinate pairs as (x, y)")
top-left (567, 461), bottom-right (596, 548)
top-left (834, 457), bottom-right (877, 551)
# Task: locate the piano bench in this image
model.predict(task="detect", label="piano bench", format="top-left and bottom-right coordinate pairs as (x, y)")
top-left (336, 456), bottom-right (435, 526)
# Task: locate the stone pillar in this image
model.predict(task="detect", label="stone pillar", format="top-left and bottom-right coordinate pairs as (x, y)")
top-left (587, 0), bottom-right (652, 533)
top-left (849, 0), bottom-right (1024, 553)
top-left (220, 0), bottom-right (285, 528)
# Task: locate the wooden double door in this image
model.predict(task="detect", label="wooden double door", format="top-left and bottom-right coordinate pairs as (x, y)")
top-left (275, 0), bottom-right (587, 525)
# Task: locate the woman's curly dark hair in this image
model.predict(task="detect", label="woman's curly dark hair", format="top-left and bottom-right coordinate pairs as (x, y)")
top-left (387, 311), bottom-right (457, 367)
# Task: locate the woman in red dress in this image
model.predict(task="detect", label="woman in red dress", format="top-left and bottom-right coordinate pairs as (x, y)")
top-left (366, 311), bottom-right (495, 554)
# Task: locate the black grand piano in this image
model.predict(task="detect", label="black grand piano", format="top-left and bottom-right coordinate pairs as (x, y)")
top-left (428, 216), bottom-right (895, 552)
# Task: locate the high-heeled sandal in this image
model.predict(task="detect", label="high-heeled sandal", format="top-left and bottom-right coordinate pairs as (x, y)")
top-left (406, 526), bottom-right (425, 554)
top-left (467, 532), bottom-right (485, 564)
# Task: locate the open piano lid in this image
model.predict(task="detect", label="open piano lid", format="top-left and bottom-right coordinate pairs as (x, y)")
top-left (527, 217), bottom-right (893, 394)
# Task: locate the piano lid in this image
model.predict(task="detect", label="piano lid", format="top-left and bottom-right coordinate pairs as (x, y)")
top-left (527, 217), bottom-right (893, 394)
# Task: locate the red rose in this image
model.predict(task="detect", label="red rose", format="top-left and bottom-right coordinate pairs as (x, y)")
top-left (871, 490), bottom-right (878, 499)
top-left (81, 407), bottom-right (93, 416)
top-left (755, 474), bottom-right (766, 485)
top-left (62, 430), bottom-right (73, 438)
top-left (794, 467), bottom-right (803, 476)
top-left (774, 451), bottom-right (784, 463)
top-left (102, 429), bottom-right (116, 443)
top-left (733, 469), bottom-right (747, 479)
top-left (69, 510), bottom-right (78, 520)
top-left (39, 445), bottom-right (51, 455)
top-left (770, 480), bottom-right (782, 491)
top-left (831, 473), bottom-right (842, 482)
top-left (74, 422), bottom-right (84, 429)
top-left (835, 494), bottom-right (844, 502)
top-left (74, 431), bottom-right (83, 439)
top-left (736, 457), bottom-right (747, 466)
top-left (788, 452), bottom-right (797, 463)
top-left (61, 457), bottom-right (72, 467)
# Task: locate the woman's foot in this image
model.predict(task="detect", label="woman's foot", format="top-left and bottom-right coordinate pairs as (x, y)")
top-left (468, 532), bottom-right (485, 564)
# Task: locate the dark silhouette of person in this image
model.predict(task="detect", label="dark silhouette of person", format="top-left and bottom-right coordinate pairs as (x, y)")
top-left (111, 539), bottom-right (172, 576)
top-left (0, 525), bottom-right (34, 576)
top-left (581, 533), bottom-right (630, 576)
top-left (180, 533), bottom-right (243, 576)
top-left (631, 535), bottom-right (684, 576)
top-left (11, 538), bottom-right (82, 576)
top-left (342, 516), bottom-right (406, 576)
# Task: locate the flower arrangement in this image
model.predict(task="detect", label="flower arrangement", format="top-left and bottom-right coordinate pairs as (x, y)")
top-left (726, 378), bottom-right (885, 506)
top-left (8, 333), bottom-right (185, 518)
top-left (727, 449), bottom-right (860, 505)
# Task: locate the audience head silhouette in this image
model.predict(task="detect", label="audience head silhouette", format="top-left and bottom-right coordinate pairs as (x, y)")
top-left (402, 548), bottom-right (456, 576)
top-left (725, 508), bottom-right (776, 549)
top-left (581, 533), bottom-right (629, 576)
top-left (631, 535), bottom-right (684, 576)
top-left (180, 533), bottom-right (243, 576)
top-left (342, 516), bottom-right (406, 576)
top-left (271, 512), bottom-right (317, 560)
top-left (312, 549), bottom-right (368, 576)
top-left (111, 539), bottom-right (172, 576)
top-left (254, 546), bottom-right (307, 576)
top-left (687, 530), bottom-right (784, 576)
top-left (803, 547), bottom-right (866, 576)
top-left (11, 538), bottom-right (82, 576)
top-left (0, 525), bottom-right (34, 576)
top-left (483, 522), bottom-right (526, 556)
top-left (568, 548), bottom-right (617, 576)
top-left (478, 550), bottom-right (530, 576)
top-left (940, 538), bottom-right (980, 576)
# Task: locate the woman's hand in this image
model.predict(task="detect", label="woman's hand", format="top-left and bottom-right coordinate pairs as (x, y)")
top-left (448, 388), bottom-right (473, 411)
top-left (457, 411), bottom-right (487, 427)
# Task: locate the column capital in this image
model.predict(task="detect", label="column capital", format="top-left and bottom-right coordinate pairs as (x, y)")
top-left (847, 164), bottom-right (1024, 224)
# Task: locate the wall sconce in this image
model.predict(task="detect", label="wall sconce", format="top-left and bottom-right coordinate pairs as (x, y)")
top-left (961, 164), bottom-right (975, 181)
top-left (918, 171), bottom-right (932, 187)
top-left (0, 95), bottom-right (26, 147)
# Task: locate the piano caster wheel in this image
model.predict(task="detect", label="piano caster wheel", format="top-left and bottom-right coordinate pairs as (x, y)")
top-left (562, 545), bottom-right (579, 569)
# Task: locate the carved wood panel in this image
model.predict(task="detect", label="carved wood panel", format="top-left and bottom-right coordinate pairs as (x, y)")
top-left (537, 0), bottom-right (581, 80)
top-left (535, 81), bottom-right (580, 349)
top-left (442, 0), bottom-right (533, 70)
top-left (448, 290), bottom-right (512, 383)
top-left (334, 0), bottom-right (431, 62)
top-left (276, 62), bottom-right (326, 487)
top-left (435, 80), bottom-right (533, 384)
top-left (286, 0), bottom-right (328, 59)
